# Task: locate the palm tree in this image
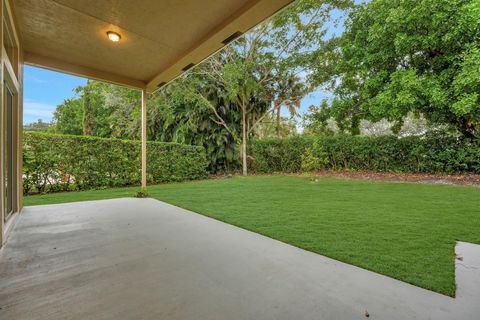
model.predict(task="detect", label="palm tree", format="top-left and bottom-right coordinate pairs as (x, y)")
top-left (271, 74), bottom-right (306, 137)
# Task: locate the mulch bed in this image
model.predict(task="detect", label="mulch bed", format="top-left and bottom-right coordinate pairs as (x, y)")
top-left (312, 171), bottom-right (480, 186)
top-left (216, 171), bottom-right (480, 186)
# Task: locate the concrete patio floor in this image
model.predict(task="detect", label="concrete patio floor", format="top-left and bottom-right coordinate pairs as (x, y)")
top-left (0, 198), bottom-right (479, 319)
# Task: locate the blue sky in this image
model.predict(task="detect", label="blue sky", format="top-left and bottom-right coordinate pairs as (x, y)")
top-left (23, 65), bottom-right (86, 124)
top-left (23, 66), bottom-right (329, 125)
top-left (23, 66), bottom-right (326, 124)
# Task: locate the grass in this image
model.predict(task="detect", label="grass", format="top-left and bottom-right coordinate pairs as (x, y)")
top-left (24, 176), bottom-right (480, 296)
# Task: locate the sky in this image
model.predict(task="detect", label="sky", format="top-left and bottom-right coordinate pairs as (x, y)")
top-left (23, 65), bottom-right (330, 125)
top-left (23, 65), bottom-right (86, 124)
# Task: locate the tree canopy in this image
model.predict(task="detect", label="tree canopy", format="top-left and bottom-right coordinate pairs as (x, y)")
top-left (314, 0), bottom-right (480, 137)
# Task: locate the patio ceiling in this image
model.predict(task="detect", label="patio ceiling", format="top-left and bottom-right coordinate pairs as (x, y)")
top-left (13, 0), bottom-right (295, 92)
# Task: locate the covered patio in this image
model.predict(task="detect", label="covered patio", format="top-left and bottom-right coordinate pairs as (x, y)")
top-left (0, 0), bottom-right (294, 245)
top-left (2, 1), bottom-right (480, 319)
top-left (0, 198), bottom-right (479, 319)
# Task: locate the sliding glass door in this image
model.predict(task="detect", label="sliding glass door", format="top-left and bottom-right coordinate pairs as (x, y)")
top-left (3, 81), bottom-right (14, 222)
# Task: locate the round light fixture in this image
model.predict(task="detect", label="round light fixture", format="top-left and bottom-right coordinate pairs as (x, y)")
top-left (107, 31), bottom-right (121, 42)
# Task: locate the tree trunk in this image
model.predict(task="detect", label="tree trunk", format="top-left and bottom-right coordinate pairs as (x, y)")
top-left (242, 106), bottom-right (248, 176)
top-left (459, 118), bottom-right (476, 139)
top-left (83, 90), bottom-right (93, 136)
top-left (350, 114), bottom-right (361, 136)
top-left (275, 101), bottom-right (281, 137)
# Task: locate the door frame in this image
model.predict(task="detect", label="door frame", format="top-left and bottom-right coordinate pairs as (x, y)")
top-left (3, 75), bottom-right (15, 222)
top-left (0, 0), bottom-right (22, 247)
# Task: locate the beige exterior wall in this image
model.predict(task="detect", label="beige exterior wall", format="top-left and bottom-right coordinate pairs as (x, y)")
top-left (1, 0), bottom-right (23, 248)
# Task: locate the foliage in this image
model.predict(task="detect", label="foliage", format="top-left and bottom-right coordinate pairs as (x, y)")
top-left (250, 134), bottom-right (480, 174)
top-left (23, 119), bottom-right (51, 132)
top-left (149, 75), bottom-right (242, 173)
top-left (133, 187), bottom-right (150, 198)
top-left (22, 132), bottom-right (208, 195)
top-left (249, 136), bottom-right (313, 173)
top-left (254, 112), bottom-right (298, 138)
top-left (79, 80), bottom-right (126, 137)
top-left (304, 104), bottom-right (439, 137)
top-left (271, 74), bottom-right (306, 137)
top-left (187, 0), bottom-right (351, 175)
top-left (49, 0), bottom-right (352, 175)
top-left (51, 98), bottom-right (84, 135)
top-left (302, 100), bottom-right (337, 136)
top-left (300, 141), bottom-right (329, 172)
top-left (51, 81), bottom-right (141, 138)
top-left (314, 0), bottom-right (480, 137)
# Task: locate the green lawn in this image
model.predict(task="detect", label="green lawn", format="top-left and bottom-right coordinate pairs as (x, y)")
top-left (24, 176), bottom-right (480, 296)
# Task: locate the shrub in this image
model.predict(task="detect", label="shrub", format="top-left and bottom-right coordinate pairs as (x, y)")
top-left (249, 135), bottom-right (313, 173)
top-left (133, 187), bottom-right (150, 198)
top-left (249, 133), bottom-right (480, 174)
top-left (23, 132), bottom-right (209, 195)
top-left (301, 141), bottom-right (329, 173)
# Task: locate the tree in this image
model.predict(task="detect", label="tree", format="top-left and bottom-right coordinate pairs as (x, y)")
top-left (78, 81), bottom-right (113, 137)
top-left (53, 81), bottom-right (137, 138)
top-left (51, 98), bottom-right (83, 135)
top-left (271, 74), bottom-right (306, 137)
top-left (303, 102), bottom-right (437, 137)
top-left (23, 119), bottom-right (51, 132)
top-left (254, 113), bottom-right (298, 138)
top-left (49, 0), bottom-right (353, 174)
top-left (315, 0), bottom-right (480, 137)
top-left (148, 75), bottom-right (242, 173)
top-left (190, 0), bottom-right (352, 175)
top-left (103, 84), bottom-right (141, 139)
top-left (302, 100), bottom-right (338, 136)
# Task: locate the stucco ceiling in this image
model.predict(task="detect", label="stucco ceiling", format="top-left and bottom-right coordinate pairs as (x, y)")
top-left (13, 0), bottom-right (295, 91)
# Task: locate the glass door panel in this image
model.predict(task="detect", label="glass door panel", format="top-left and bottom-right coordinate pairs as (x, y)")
top-left (4, 82), bottom-right (14, 222)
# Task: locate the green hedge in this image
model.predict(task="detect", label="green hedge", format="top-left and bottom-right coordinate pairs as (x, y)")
top-left (249, 134), bottom-right (480, 174)
top-left (23, 132), bottom-right (209, 194)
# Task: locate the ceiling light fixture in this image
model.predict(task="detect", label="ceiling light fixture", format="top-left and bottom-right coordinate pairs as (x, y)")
top-left (107, 31), bottom-right (121, 42)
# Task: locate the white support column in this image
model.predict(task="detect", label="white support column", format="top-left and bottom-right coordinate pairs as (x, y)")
top-left (141, 89), bottom-right (148, 189)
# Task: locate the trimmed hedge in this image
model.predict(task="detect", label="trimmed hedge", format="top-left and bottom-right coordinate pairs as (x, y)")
top-left (23, 132), bottom-right (209, 194)
top-left (249, 134), bottom-right (480, 174)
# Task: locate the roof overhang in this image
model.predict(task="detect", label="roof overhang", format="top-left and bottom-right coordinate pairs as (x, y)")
top-left (13, 0), bottom-right (295, 92)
